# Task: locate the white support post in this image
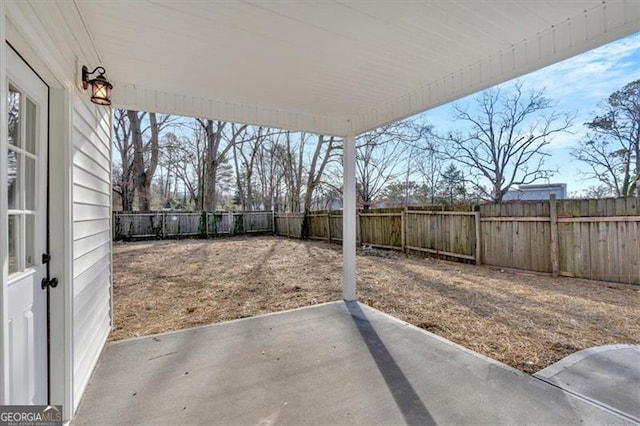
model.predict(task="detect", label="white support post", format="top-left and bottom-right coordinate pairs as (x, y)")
top-left (342, 135), bottom-right (357, 301)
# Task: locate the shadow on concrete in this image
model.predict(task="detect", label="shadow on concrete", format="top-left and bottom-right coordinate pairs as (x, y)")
top-left (346, 301), bottom-right (436, 426)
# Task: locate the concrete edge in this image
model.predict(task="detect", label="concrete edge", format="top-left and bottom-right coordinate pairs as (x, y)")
top-left (359, 306), bottom-right (640, 423)
top-left (354, 302), bottom-right (526, 377)
top-left (107, 299), bottom-right (526, 377)
top-left (534, 344), bottom-right (640, 380)
top-left (107, 300), bottom-right (345, 346)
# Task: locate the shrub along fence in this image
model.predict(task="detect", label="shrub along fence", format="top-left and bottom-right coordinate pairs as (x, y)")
top-left (113, 196), bottom-right (640, 285)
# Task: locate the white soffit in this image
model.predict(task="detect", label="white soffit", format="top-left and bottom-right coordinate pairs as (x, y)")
top-left (75, 0), bottom-right (640, 136)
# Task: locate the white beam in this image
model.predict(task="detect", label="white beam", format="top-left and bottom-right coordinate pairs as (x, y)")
top-left (342, 134), bottom-right (356, 301)
top-left (112, 82), bottom-right (350, 136)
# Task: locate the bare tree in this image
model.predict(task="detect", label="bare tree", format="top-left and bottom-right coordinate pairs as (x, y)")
top-left (157, 132), bottom-right (179, 206)
top-left (112, 109), bottom-right (134, 210)
top-left (196, 120), bottom-right (248, 211)
top-left (582, 184), bottom-right (613, 199)
top-left (281, 131), bottom-right (305, 213)
top-left (197, 120), bottom-right (225, 211)
top-left (571, 80), bottom-right (640, 197)
top-left (232, 127), bottom-right (285, 211)
top-left (301, 134), bottom-right (340, 238)
top-left (277, 131), bottom-right (342, 217)
top-left (414, 131), bottom-right (444, 205)
top-left (179, 125), bottom-right (208, 210)
top-left (356, 121), bottom-right (419, 209)
top-left (443, 82), bottom-right (572, 202)
top-left (128, 111), bottom-right (173, 211)
top-left (254, 135), bottom-right (286, 211)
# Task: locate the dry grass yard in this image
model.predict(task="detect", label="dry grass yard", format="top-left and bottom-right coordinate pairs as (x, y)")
top-left (111, 236), bottom-right (640, 374)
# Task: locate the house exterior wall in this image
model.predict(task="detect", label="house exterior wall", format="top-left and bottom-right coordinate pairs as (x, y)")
top-left (3, 1), bottom-right (112, 418)
top-left (70, 95), bottom-right (112, 410)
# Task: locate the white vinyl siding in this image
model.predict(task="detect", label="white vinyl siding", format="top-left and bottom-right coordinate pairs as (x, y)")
top-left (71, 102), bottom-right (111, 409)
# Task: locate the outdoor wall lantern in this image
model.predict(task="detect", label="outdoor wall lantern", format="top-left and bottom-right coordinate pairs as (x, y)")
top-left (82, 65), bottom-right (113, 106)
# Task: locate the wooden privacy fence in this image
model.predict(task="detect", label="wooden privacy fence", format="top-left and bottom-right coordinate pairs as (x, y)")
top-left (274, 210), bottom-right (477, 259)
top-left (478, 196), bottom-right (640, 285)
top-left (405, 210), bottom-right (479, 262)
top-left (114, 197), bottom-right (640, 285)
top-left (113, 211), bottom-right (274, 240)
top-left (274, 212), bottom-right (345, 242)
top-left (275, 197), bottom-right (640, 285)
top-left (275, 209), bottom-right (480, 263)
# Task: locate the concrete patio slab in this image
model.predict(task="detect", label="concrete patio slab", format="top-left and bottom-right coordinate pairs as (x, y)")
top-left (535, 344), bottom-right (640, 422)
top-left (73, 301), bottom-right (633, 425)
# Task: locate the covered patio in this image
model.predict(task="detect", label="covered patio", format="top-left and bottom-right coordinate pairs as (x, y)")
top-left (73, 302), bottom-right (636, 424)
top-left (2, 0), bottom-right (638, 422)
top-left (80, 0), bottom-right (639, 306)
top-left (73, 1), bottom-right (639, 423)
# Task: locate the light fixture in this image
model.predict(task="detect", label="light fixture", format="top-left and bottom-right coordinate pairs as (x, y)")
top-left (82, 65), bottom-right (113, 106)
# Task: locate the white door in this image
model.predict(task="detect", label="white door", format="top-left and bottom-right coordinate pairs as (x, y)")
top-left (5, 46), bottom-right (49, 404)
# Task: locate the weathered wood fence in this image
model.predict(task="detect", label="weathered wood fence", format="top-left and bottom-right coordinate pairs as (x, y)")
top-left (478, 196), bottom-right (640, 285)
top-left (113, 211), bottom-right (274, 239)
top-left (274, 197), bottom-right (640, 285)
top-left (113, 197), bottom-right (640, 285)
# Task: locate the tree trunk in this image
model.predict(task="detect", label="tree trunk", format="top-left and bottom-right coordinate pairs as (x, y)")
top-left (203, 120), bottom-right (223, 212)
top-left (206, 160), bottom-right (218, 212)
top-left (143, 112), bottom-right (160, 210)
top-left (301, 206), bottom-right (311, 240)
top-left (232, 141), bottom-right (246, 211)
top-left (127, 110), bottom-right (163, 211)
top-left (128, 110), bottom-right (148, 210)
top-left (120, 158), bottom-right (133, 211)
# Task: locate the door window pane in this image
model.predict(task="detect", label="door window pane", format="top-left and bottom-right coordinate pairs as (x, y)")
top-left (25, 156), bottom-right (36, 211)
top-left (8, 215), bottom-right (19, 274)
top-left (25, 98), bottom-right (37, 155)
top-left (8, 150), bottom-right (20, 210)
top-left (7, 87), bottom-right (20, 147)
top-left (25, 214), bottom-right (36, 268)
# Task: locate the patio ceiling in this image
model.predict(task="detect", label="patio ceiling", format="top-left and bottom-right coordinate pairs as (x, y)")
top-left (77, 0), bottom-right (639, 136)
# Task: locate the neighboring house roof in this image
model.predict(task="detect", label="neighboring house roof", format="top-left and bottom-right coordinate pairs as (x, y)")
top-left (503, 184), bottom-right (568, 201)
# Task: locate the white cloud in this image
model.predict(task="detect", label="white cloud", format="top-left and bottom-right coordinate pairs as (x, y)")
top-left (513, 33), bottom-right (640, 106)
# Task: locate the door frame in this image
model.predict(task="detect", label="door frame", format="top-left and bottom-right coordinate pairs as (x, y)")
top-left (4, 41), bottom-right (50, 405)
top-left (1, 5), bottom-right (74, 419)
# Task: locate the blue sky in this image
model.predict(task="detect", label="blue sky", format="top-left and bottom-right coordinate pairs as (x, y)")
top-left (418, 32), bottom-right (640, 195)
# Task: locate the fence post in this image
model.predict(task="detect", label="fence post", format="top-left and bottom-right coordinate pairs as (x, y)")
top-left (162, 211), bottom-right (166, 239)
top-left (205, 212), bottom-right (209, 238)
top-left (286, 214), bottom-right (291, 238)
top-left (242, 211), bottom-right (247, 234)
top-left (272, 211), bottom-right (276, 234)
top-left (474, 207), bottom-right (482, 265)
top-left (356, 210), bottom-right (361, 246)
top-left (401, 207), bottom-right (407, 253)
top-left (550, 194), bottom-right (560, 277)
top-left (326, 212), bottom-right (331, 243)
top-left (228, 211), bottom-right (234, 236)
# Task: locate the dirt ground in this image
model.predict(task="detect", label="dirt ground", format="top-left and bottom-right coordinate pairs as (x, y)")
top-left (111, 235), bottom-right (640, 373)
